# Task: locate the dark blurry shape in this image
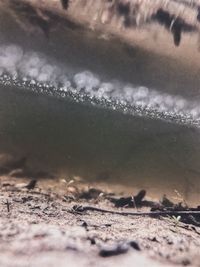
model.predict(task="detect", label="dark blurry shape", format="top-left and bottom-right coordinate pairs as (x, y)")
top-left (151, 200), bottom-right (200, 227)
top-left (161, 195), bottom-right (174, 207)
top-left (5, 199), bottom-right (10, 212)
top-left (110, 190), bottom-right (146, 208)
top-left (60, 0), bottom-right (69, 10)
top-left (154, 9), bottom-right (172, 29)
top-left (88, 237), bottom-right (96, 245)
top-left (2, 183), bottom-right (13, 187)
top-left (99, 240), bottom-right (140, 257)
top-left (117, 2), bottom-right (130, 16)
top-left (197, 6), bottom-right (200, 22)
top-left (183, 215), bottom-right (200, 227)
top-left (152, 8), bottom-right (196, 46)
top-left (80, 220), bottom-right (88, 229)
top-left (79, 188), bottom-right (103, 200)
top-left (25, 179), bottom-right (37, 190)
top-left (112, 196), bottom-right (134, 208)
top-left (99, 243), bottom-right (129, 257)
top-left (129, 241), bottom-right (141, 251)
top-left (116, 1), bottom-right (136, 28)
top-left (153, 9), bottom-right (182, 46)
top-left (171, 20), bottom-right (182, 46)
top-left (134, 189), bottom-right (146, 206)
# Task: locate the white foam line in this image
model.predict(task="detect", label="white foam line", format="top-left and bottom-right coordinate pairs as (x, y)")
top-left (0, 43), bottom-right (200, 125)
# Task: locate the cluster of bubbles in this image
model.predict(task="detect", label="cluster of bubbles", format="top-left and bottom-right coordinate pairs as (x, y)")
top-left (0, 44), bottom-right (200, 126)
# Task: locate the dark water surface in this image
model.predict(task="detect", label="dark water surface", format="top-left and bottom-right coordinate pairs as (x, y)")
top-left (0, 84), bottom-right (200, 204)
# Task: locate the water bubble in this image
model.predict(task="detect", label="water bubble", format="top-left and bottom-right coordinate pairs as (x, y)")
top-left (95, 82), bottom-right (114, 98)
top-left (30, 79), bottom-right (36, 85)
top-left (73, 71), bottom-right (100, 92)
top-left (123, 86), bottom-right (135, 102)
top-left (176, 99), bottom-right (187, 111)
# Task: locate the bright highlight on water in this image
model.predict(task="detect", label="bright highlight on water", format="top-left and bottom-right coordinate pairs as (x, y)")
top-left (0, 43), bottom-right (200, 127)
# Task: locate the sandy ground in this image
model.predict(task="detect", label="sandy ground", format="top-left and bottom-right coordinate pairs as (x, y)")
top-left (0, 176), bottom-right (200, 267)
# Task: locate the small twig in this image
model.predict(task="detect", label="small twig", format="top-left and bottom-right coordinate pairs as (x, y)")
top-left (6, 199), bottom-right (10, 212)
top-left (25, 179), bottom-right (37, 190)
top-left (71, 205), bottom-right (200, 217)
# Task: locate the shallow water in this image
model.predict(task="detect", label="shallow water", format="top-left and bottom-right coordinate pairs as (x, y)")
top-left (1, 83), bottom-right (200, 202)
top-left (0, 10), bottom-right (200, 203)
